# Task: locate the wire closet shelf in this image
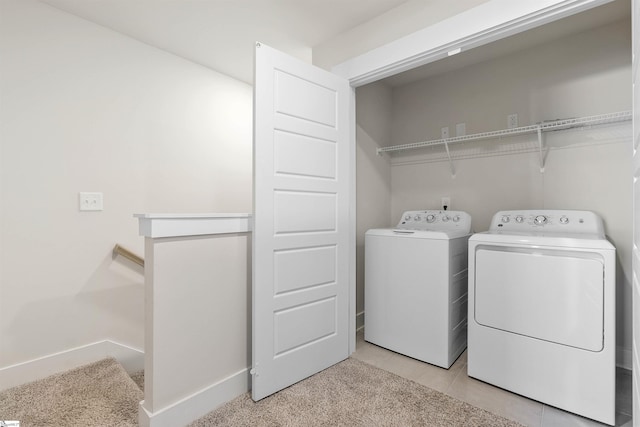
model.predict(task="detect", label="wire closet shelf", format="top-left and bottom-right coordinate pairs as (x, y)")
top-left (377, 111), bottom-right (632, 156)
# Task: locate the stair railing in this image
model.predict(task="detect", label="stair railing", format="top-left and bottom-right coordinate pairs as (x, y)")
top-left (112, 244), bottom-right (144, 267)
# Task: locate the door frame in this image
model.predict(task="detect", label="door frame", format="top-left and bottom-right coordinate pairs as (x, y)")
top-left (335, 0), bottom-right (614, 355)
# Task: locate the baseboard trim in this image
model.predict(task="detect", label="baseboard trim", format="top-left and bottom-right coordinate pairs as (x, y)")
top-left (139, 368), bottom-right (250, 427)
top-left (0, 340), bottom-right (144, 392)
top-left (356, 310), bottom-right (365, 332)
top-left (617, 346), bottom-right (632, 370)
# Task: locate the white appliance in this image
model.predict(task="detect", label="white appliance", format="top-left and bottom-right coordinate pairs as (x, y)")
top-left (365, 210), bottom-right (472, 368)
top-left (468, 210), bottom-right (616, 425)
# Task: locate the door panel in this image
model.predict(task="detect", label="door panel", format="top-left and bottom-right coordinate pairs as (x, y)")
top-left (273, 191), bottom-right (337, 234)
top-left (274, 245), bottom-right (337, 294)
top-left (274, 70), bottom-right (337, 126)
top-left (252, 43), bottom-right (351, 401)
top-left (274, 297), bottom-right (337, 355)
top-left (274, 131), bottom-right (337, 179)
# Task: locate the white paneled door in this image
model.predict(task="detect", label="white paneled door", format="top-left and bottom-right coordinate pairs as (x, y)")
top-left (252, 43), bottom-right (352, 401)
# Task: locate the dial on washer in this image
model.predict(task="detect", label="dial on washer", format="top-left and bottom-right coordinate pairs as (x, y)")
top-left (534, 215), bottom-right (548, 225)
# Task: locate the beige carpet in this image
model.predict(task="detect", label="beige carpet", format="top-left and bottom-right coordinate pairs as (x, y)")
top-left (0, 358), bottom-right (142, 427)
top-left (190, 358), bottom-right (523, 427)
top-left (0, 357), bottom-right (523, 426)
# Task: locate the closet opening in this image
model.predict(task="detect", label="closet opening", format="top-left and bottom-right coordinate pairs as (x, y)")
top-left (353, 0), bottom-right (631, 367)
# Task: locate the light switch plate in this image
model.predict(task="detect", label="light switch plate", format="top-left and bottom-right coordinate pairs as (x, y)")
top-left (79, 192), bottom-right (103, 211)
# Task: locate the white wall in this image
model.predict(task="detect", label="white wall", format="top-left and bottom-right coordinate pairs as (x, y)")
top-left (385, 19), bottom-right (633, 364)
top-left (0, 0), bottom-right (253, 369)
top-left (141, 230), bottom-right (250, 425)
top-left (355, 83), bottom-right (393, 326)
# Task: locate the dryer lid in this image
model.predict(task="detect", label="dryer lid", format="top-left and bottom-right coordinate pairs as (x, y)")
top-left (474, 246), bottom-right (606, 352)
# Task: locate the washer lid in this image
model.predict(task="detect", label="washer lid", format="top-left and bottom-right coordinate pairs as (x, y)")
top-left (366, 228), bottom-right (470, 240)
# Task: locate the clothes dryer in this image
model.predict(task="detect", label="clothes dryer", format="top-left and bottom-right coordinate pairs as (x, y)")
top-left (365, 210), bottom-right (472, 368)
top-left (468, 210), bottom-right (615, 425)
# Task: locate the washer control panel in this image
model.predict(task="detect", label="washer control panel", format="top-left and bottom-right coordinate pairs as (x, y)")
top-left (489, 210), bottom-right (605, 235)
top-left (397, 210), bottom-right (471, 233)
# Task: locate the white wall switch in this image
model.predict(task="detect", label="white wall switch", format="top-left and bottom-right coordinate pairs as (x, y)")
top-left (507, 114), bottom-right (518, 129)
top-left (456, 123), bottom-right (466, 136)
top-left (79, 192), bottom-right (103, 211)
top-left (441, 126), bottom-right (450, 139)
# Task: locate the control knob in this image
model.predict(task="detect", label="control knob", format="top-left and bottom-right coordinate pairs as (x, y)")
top-left (414, 214), bottom-right (421, 221)
top-left (426, 214), bottom-right (436, 223)
top-left (515, 216), bottom-right (524, 223)
top-left (534, 215), bottom-right (548, 225)
top-left (559, 216), bottom-right (569, 224)
top-left (404, 214), bottom-right (411, 220)
top-left (442, 215), bottom-right (450, 222)
top-left (501, 215), bottom-right (510, 223)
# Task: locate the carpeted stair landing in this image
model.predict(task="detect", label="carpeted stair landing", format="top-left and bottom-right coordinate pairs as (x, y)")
top-left (0, 357), bottom-right (523, 426)
top-left (0, 358), bottom-right (142, 426)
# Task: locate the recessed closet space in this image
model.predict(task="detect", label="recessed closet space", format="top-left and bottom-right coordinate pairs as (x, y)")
top-left (355, 0), bottom-right (632, 364)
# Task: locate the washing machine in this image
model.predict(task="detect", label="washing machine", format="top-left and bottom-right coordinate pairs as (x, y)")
top-left (365, 210), bottom-right (472, 368)
top-left (468, 210), bottom-right (616, 425)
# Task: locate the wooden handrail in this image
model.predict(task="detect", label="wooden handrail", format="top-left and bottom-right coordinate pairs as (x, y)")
top-left (113, 244), bottom-right (144, 267)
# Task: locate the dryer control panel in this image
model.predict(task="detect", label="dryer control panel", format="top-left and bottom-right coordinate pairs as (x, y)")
top-left (489, 210), bottom-right (605, 236)
top-left (397, 210), bottom-right (471, 233)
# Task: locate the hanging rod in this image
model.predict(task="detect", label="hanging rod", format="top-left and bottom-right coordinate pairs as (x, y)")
top-left (377, 111), bottom-right (632, 156)
top-left (113, 244), bottom-right (144, 267)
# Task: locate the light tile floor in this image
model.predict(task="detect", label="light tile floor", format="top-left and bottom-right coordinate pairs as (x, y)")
top-left (352, 330), bottom-right (633, 427)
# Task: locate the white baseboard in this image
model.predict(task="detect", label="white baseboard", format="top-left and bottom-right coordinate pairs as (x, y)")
top-left (138, 368), bottom-right (250, 427)
top-left (356, 310), bottom-right (365, 332)
top-left (0, 340), bottom-right (144, 392)
top-left (617, 346), bottom-right (632, 370)
top-left (105, 341), bottom-right (145, 373)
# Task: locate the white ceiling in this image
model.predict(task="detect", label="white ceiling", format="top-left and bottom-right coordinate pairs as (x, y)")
top-left (40, 0), bottom-right (630, 87)
top-left (40, 0), bottom-right (409, 84)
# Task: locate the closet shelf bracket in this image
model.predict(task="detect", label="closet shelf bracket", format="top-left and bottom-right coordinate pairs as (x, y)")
top-left (443, 138), bottom-right (456, 178)
top-left (537, 126), bottom-right (545, 173)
